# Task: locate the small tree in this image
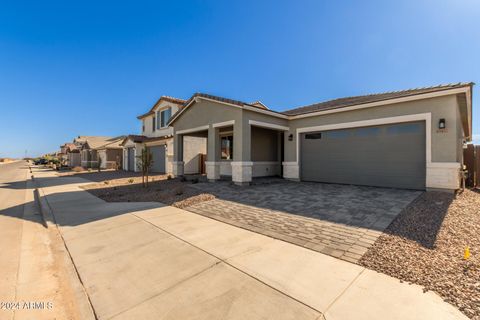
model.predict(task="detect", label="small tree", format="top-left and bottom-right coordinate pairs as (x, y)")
top-left (97, 155), bottom-right (102, 172)
top-left (136, 146), bottom-right (154, 187)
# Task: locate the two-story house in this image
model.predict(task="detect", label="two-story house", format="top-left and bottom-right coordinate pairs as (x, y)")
top-left (121, 96), bottom-right (206, 174)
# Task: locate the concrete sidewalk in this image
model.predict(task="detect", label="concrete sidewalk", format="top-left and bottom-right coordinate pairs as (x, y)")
top-left (33, 167), bottom-right (468, 320)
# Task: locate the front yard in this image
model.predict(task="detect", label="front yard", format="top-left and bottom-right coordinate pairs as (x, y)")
top-left (71, 169), bottom-right (480, 319)
top-left (360, 189), bottom-right (480, 319)
top-left (68, 170), bottom-right (215, 209)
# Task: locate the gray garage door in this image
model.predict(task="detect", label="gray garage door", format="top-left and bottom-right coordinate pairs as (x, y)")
top-left (127, 148), bottom-right (135, 171)
top-left (300, 121), bottom-right (426, 190)
top-left (149, 145), bottom-right (166, 173)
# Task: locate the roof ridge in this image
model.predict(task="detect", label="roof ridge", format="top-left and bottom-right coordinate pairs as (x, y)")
top-left (284, 82), bottom-right (473, 115)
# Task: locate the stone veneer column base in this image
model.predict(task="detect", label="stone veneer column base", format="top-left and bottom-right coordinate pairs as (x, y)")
top-left (426, 162), bottom-right (461, 191)
top-left (231, 161), bottom-right (253, 186)
top-left (205, 161), bottom-right (221, 181)
top-left (282, 162), bottom-right (300, 181)
top-left (172, 161), bottom-right (184, 177)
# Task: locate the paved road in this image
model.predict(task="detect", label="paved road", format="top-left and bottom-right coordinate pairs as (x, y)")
top-left (0, 162), bottom-right (85, 320)
top-left (0, 161), bottom-right (29, 315)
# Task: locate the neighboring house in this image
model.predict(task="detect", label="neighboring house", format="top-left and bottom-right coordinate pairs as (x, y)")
top-left (59, 143), bottom-right (81, 167)
top-left (76, 136), bottom-right (125, 169)
top-left (121, 96), bottom-right (206, 174)
top-left (96, 138), bottom-right (124, 169)
top-left (169, 83), bottom-right (473, 192)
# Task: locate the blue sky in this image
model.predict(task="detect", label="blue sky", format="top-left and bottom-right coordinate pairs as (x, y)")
top-left (0, 0), bottom-right (478, 158)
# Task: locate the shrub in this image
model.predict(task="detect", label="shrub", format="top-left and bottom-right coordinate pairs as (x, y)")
top-left (167, 175), bottom-right (172, 180)
top-left (128, 178), bottom-right (134, 184)
top-left (103, 180), bottom-right (110, 185)
top-left (191, 178), bottom-right (199, 184)
top-left (72, 166), bottom-right (84, 172)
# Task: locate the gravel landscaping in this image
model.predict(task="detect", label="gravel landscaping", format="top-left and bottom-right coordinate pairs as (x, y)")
top-left (73, 172), bottom-right (215, 209)
top-left (360, 189), bottom-right (480, 319)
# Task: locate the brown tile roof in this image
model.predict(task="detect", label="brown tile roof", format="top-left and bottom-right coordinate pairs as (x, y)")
top-left (120, 134), bottom-right (173, 146)
top-left (137, 96), bottom-right (186, 119)
top-left (80, 136), bottom-right (125, 150)
top-left (283, 82), bottom-right (473, 116)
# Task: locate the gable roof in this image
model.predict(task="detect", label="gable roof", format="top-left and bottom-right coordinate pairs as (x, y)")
top-left (168, 93), bottom-right (285, 125)
top-left (79, 136), bottom-right (125, 150)
top-left (167, 83), bottom-right (473, 134)
top-left (283, 82), bottom-right (473, 116)
top-left (137, 96), bottom-right (186, 119)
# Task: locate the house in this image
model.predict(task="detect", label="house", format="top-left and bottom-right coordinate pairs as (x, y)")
top-left (121, 96), bottom-right (206, 174)
top-left (76, 136), bottom-right (125, 169)
top-left (169, 83), bottom-right (473, 192)
top-left (59, 143), bottom-right (81, 167)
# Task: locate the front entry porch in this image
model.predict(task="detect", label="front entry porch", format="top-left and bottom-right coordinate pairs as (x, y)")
top-left (173, 121), bottom-right (285, 185)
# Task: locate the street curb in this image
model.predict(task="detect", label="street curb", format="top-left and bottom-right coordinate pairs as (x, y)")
top-left (32, 171), bottom-right (97, 320)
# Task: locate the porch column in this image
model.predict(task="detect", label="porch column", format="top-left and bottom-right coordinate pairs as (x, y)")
top-left (232, 118), bottom-right (252, 185)
top-left (206, 125), bottom-right (220, 181)
top-left (172, 134), bottom-right (184, 176)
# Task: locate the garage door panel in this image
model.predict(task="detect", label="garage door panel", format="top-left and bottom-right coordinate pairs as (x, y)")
top-left (300, 121), bottom-right (426, 190)
top-left (149, 145), bottom-right (166, 173)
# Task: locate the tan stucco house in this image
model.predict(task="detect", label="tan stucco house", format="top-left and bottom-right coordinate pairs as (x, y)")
top-left (76, 136), bottom-right (125, 169)
top-left (59, 143), bottom-right (81, 167)
top-left (169, 83), bottom-right (473, 192)
top-left (121, 96), bottom-right (206, 174)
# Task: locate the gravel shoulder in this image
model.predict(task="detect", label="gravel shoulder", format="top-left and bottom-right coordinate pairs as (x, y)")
top-left (360, 189), bottom-right (480, 319)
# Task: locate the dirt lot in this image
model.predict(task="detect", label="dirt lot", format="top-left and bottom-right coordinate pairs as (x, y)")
top-left (360, 189), bottom-right (480, 319)
top-left (68, 170), bottom-right (216, 209)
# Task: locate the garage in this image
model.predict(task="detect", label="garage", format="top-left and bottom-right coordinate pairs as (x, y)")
top-left (148, 145), bottom-right (166, 173)
top-left (127, 148), bottom-right (135, 171)
top-left (300, 121), bottom-right (426, 190)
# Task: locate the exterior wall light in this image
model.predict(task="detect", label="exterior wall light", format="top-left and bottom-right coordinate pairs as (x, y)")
top-left (288, 134), bottom-right (293, 141)
top-left (439, 118), bottom-right (446, 129)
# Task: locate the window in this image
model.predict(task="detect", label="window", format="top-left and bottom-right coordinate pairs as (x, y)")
top-left (142, 120), bottom-right (145, 132)
top-left (160, 108), bottom-right (172, 128)
top-left (152, 116), bottom-right (156, 132)
top-left (305, 133), bottom-right (322, 139)
top-left (221, 135), bottom-right (233, 160)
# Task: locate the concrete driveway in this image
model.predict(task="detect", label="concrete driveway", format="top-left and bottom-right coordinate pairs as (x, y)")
top-left (188, 180), bottom-right (421, 262)
top-left (31, 168), bottom-right (466, 320)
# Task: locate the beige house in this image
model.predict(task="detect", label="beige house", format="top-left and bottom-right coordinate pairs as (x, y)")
top-left (59, 143), bottom-right (81, 167)
top-left (77, 136), bottom-right (125, 169)
top-left (122, 96), bottom-right (206, 174)
top-left (169, 83), bottom-right (473, 192)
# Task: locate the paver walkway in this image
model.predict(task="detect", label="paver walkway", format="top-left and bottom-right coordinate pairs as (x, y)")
top-left (188, 180), bottom-right (420, 262)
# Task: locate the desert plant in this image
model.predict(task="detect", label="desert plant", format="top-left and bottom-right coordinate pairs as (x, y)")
top-left (136, 146), bottom-right (154, 188)
top-left (128, 178), bottom-right (134, 184)
top-left (115, 155), bottom-right (121, 171)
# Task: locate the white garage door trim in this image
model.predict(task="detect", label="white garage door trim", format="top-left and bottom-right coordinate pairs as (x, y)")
top-left (295, 113), bottom-right (433, 165)
top-left (284, 113), bottom-right (461, 190)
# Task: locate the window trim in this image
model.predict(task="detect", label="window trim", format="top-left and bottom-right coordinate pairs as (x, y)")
top-left (159, 107), bottom-right (172, 128)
